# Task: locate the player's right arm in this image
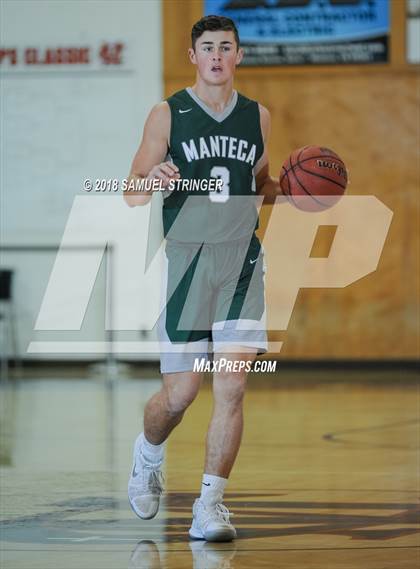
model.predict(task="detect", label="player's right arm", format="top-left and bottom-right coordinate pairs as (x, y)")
top-left (124, 102), bottom-right (180, 207)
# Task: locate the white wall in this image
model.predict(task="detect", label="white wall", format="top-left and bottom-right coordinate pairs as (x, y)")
top-left (0, 0), bottom-right (163, 360)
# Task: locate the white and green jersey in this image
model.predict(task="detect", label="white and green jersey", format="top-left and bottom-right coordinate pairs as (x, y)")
top-left (164, 88), bottom-right (264, 243)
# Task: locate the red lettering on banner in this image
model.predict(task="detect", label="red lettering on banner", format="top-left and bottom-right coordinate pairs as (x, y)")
top-left (99, 43), bottom-right (124, 65)
top-left (78, 48), bottom-right (90, 64)
top-left (0, 48), bottom-right (18, 65)
top-left (3, 45), bottom-right (126, 69)
top-left (45, 49), bottom-right (57, 64)
top-left (24, 47), bottom-right (90, 65)
top-left (25, 48), bottom-right (38, 64)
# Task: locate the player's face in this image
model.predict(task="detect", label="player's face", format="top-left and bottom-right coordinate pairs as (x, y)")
top-left (189, 31), bottom-right (243, 85)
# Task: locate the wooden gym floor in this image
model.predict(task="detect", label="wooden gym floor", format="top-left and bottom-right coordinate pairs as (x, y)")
top-left (0, 366), bottom-right (418, 568)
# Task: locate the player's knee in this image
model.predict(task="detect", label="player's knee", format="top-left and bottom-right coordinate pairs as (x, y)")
top-left (164, 383), bottom-right (199, 416)
top-left (213, 373), bottom-right (246, 407)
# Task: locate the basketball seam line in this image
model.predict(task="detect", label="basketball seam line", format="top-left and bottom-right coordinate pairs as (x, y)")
top-left (281, 165), bottom-right (291, 197)
top-left (289, 148), bottom-right (329, 208)
top-left (296, 163), bottom-right (347, 191)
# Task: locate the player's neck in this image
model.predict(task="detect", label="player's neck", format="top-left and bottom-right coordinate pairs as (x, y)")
top-left (191, 80), bottom-right (235, 114)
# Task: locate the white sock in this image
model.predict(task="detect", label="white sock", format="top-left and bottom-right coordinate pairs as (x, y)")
top-left (140, 432), bottom-right (164, 465)
top-left (200, 474), bottom-right (228, 506)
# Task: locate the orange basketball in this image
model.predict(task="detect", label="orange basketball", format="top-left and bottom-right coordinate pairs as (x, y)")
top-left (280, 145), bottom-right (348, 211)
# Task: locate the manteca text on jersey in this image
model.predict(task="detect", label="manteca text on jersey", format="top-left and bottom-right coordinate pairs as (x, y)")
top-left (182, 136), bottom-right (257, 165)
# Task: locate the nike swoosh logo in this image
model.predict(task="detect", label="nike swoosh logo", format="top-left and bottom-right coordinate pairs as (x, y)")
top-left (202, 482), bottom-right (211, 486)
top-left (179, 108), bottom-right (192, 114)
top-left (250, 258), bottom-right (258, 264)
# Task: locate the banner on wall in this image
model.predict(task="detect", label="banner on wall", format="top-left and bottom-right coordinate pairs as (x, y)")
top-left (204, 0), bottom-right (389, 66)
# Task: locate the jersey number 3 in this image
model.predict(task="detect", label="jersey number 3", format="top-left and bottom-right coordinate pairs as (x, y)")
top-left (209, 166), bottom-right (230, 203)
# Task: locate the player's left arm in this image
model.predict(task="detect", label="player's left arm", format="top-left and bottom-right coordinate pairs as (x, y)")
top-left (254, 104), bottom-right (284, 203)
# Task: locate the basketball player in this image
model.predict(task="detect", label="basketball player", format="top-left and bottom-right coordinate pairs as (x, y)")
top-left (124, 15), bottom-right (282, 541)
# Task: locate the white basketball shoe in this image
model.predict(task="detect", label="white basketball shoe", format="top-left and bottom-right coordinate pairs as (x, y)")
top-left (189, 498), bottom-right (236, 542)
top-left (128, 434), bottom-right (164, 520)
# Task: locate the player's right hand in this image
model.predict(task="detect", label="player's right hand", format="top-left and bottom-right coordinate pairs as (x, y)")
top-left (147, 161), bottom-right (180, 188)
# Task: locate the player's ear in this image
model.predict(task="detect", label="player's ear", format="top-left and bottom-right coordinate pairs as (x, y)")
top-left (188, 48), bottom-right (197, 64)
top-left (236, 47), bottom-right (244, 66)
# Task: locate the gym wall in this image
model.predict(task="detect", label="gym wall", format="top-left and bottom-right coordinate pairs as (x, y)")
top-left (1, 0), bottom-right (162, 359)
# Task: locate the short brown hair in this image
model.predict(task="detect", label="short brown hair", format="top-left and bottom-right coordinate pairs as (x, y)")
top-left (191, 15), bottom-right (240, 51)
